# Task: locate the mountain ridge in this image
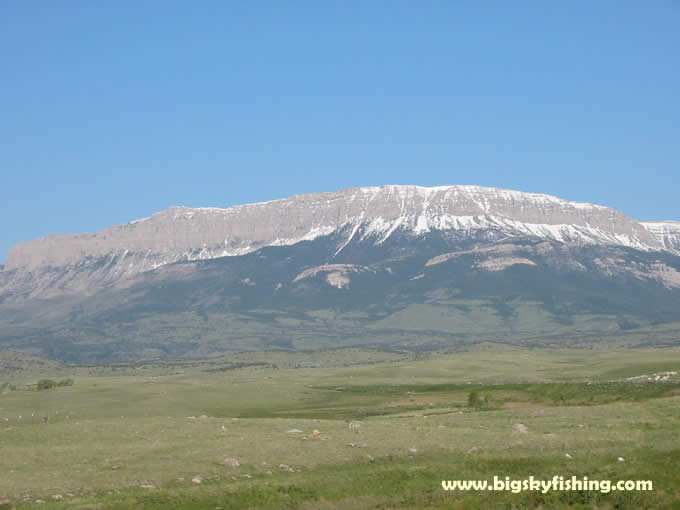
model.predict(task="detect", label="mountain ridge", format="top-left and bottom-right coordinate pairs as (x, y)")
top-left (5, 185), bottom-right (678, 277)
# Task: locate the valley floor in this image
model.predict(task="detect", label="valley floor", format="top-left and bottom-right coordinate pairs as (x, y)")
top-left (0, 347), bottom-right (679, 509)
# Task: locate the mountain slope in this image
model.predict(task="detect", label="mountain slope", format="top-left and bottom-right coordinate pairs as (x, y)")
top-left (1, 185), bottom-right (679, 362)
top-left (3, 185), bottom-right (677, 304)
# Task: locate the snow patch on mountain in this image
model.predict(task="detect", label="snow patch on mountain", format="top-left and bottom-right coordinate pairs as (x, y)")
top-left (641, 221), bottom-right (680, 253)
top-left (355, 212), bottom-right (655, 252)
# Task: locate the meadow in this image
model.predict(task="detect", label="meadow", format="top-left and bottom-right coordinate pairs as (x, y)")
top-left (0, 346), bottom-right (679, 509)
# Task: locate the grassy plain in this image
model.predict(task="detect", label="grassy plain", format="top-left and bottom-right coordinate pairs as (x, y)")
top-left (1, 346), bottom-right (679, 509)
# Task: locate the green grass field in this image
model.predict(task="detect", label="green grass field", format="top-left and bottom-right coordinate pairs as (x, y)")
top-left (1, 346), bottom-right (679, 509)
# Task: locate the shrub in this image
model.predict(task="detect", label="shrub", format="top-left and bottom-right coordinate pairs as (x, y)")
top-left (36, 379), bottom-right (58, 391)
top-left (57, 378), bottom-right (74, 387)
top-left (468, 390), bottom-right (492, 408)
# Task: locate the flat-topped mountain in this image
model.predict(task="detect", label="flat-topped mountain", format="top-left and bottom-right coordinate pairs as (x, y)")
top-left (5, 185), bottom-right (677, 272)
top-left (1, 185), bottom-right (679, 362)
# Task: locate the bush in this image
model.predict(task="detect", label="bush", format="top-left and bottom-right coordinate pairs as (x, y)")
top-left (36, 379), bottom-right (58, 391)
top-left (468, 390), bottom-right (492, 408)
top-left (36, 378), bottom-right (74, 390)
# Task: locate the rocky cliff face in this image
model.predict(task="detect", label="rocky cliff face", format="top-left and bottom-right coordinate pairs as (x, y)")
top-left (641, 221), bottom-right (680, 254)
top-left (5, 185), bottom-right (672, 275)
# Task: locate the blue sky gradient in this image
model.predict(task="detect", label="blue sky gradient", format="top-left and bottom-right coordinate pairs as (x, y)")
top-left (1, 2), bottom-right (679, 262)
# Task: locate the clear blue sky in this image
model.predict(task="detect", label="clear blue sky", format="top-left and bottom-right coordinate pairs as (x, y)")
top-left (2, 2), bottom-right (679, 263)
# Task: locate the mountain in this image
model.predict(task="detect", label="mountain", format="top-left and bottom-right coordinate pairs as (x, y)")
top-left (2, 185), bottom-right (680, 362)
